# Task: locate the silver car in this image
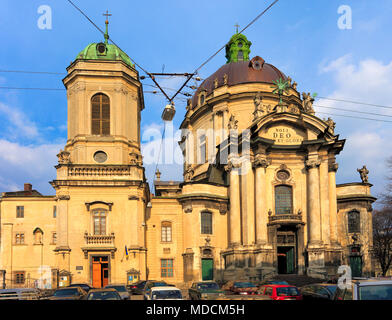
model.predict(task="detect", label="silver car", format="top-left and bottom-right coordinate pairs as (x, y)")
top-left (333, 278), bottom-right (392, 300)
top-left (104, 284), bottom-right (131, 300)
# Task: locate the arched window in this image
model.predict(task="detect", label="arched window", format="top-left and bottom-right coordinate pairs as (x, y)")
top-left (348, 210), bottom-right (360, 233)
top-left (201, 211), bottom-right (212, 234)
top-left (93, 209), bottom-right (107, 235)
top-left (33, 228), bottom-right (44, 244)
top-left (91, 93), bottom-right (110, 135)
top-left (237, 50), bottom-right (244, 61)
top-left (275, 185), bottom-right (293, 215)
top-left (161, 221), bottom-right (172, 242)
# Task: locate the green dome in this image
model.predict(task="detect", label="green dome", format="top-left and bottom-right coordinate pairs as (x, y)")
top-left (75, 42), bottom-right (134, 67)
top-left (75, 20), bottom-right (134, 67)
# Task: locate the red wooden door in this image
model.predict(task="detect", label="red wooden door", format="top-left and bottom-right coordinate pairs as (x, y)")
top-left (92, 262), bottom-right (102, 288)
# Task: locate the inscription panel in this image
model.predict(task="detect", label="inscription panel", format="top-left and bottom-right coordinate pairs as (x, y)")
top-left (264, 126), bottom-right (305, 145)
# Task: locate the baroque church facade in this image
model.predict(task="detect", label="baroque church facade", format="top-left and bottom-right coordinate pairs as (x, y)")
top-left (0, 26), bottom-right (376, 288)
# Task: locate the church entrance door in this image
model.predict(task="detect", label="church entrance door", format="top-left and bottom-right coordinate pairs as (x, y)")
top-left (92, 256), bottom-right (109, 288)
top-left (277, 246), bottom-right (295, 274)
top-left (201, 259), bottom-right (213, 280)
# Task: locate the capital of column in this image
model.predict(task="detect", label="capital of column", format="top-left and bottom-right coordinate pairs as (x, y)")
top-left (305, 159), bottom-right (321, 170)
top-left (56, 195), bottom-right (70, 201)
top-left (253, 154), bottom-right (271, 168)
top-left (224, 156), bottom-right (242, 172)
top-left (328, 161), bottom-right (339, 172)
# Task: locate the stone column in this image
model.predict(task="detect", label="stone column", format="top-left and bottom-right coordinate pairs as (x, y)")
top-left (306, 158), bottom-right (322, 246)
top-left (319, 160), bottom-right (330, 245)
top-left (55, 195), bottom-right (71, 272)
top-left (241, 160), bottom-right (255, 245)
top-left (254, 154), bottom-right (270, 245)
top-left (328, 160), bottom-right (339, 246)
top-left (225, 157), bottom-right (241, 247)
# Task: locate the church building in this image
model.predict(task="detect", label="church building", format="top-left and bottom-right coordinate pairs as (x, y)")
top-left (0, 23), bottom-right (376, 288)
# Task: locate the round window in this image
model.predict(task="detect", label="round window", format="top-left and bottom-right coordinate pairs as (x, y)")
top-left (93, 151), bottom-right (107, 163)
top-left (96, 43), bottom-right (106, 54)
top-left (277, 170), bottom-right (290, 181)
top-left (238, 42), bottom-right (243, 48)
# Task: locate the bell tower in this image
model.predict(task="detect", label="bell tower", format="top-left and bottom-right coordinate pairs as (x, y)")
top-left (51, 17), bottom-right (149, 284)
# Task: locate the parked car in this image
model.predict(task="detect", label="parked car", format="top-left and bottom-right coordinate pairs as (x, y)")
top-left (127, 280), bottom-right (147, 295)
top-left (85, 288), bottom-right (122, 300)
top-left (300, 283), bottom-right (337, 300)
top-left (260, 285), bottom-right (302, 300)
top-left (48, 286), bottom-right (87, 300)
top-left (0, 288), bottom-right (40, 300)
top-left (228, 282), bottom-right (259, 295)
top-left (333, 278), bottom-right (392, 300)
top-left (188, 281), bottom-right (224, 300)
top-left (258, 279), bottom-right (289, 287)
top-left (147, 286), bottom-right (183, 300)
top-left (143, 280), bottom-right (167, 300)
top-left (67, 283), bottom-right (94, 293)
top-left (104, 284), bottom-right (131, 300)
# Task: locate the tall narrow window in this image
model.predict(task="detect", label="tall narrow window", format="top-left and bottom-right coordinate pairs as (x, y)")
top-left (53, 206), bottom-right (57, 218)
top-left (161, 221), bottom-right (172, 242)
top-left (198, 134), bottom-right (206, 164)
top-left (237, 50), bottom-right (244, 61)
top-left (161, 259), bottom-right (174, 278)
top-left (16, 206), bottom-right (24, 218)
top-left (275, 185), bottom-right (293, 215)
top-left (93, 209), bottom-right (107, 235)
top-left (201, 211), bottom-right (213, 234)
top-left (91, 93), bottom-right (110, 135)
top-left (348, 210), bottom-right (360, 233)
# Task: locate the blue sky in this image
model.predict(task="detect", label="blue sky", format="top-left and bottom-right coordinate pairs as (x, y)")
top-left (0, 0), bottom-right (391, 205)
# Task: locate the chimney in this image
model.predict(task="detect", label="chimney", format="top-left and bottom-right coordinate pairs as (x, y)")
top-left (24, 183), bottom-right (32, 192)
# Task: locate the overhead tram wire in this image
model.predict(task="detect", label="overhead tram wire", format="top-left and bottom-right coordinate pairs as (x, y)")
top-left (193, 0), bottom-right (279, 74)
top-left (316, 96), bottom-right (392, 110)
top-left (316, 111), bottom-right (392, 123)
top-left (314, 105), bottom-right (392, 118)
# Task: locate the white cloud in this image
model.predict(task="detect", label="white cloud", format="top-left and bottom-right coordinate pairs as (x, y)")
top-left (317, 55), bottom-right (392, 201)
top-left (0, 139), bottom-right (63, 194)
top-left (0, 102), bottom-right (39, 138)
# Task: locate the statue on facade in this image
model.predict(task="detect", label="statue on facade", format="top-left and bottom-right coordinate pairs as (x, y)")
top-left (253, 92), bottom-right (264, 120)
top-left (228, 114), bottom-right (238, 130)
top-left (184, 164), bottom-right (194, 182)
top-left (57, 149), bottom-right (71, 164)
top-left (357, 165), bottom-right (369, 183)
top-left (302, 92), bottom-right (315, 114)
top-left (325, 117), bottom-right (336, 134)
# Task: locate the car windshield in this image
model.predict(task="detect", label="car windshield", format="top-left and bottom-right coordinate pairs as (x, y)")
top-left (54, 288), bottom-right (79, 296)
top-left (325, 285), bottom-right (337, 295)
top-left (106, 286), bottom-right (127, 292)
top-left (87, 291), bottom-right (120, 300)
top-left (359, 285), bottom-right (392, 300)
top-left (152, 290), bottom-right (182, 300)
top-left (234, 282), bottom-right (256, 288)
top-left (151, 282), bottom-right (167, 287)
top-left (277, 287), bottom-right (300, 296)
top-left (197, 283), bottom-right (219, 290)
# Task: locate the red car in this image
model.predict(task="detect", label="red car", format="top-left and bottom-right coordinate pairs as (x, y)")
top-left (229, 282), bottom-right (259, 295)
top-left (259, 284), bottom-right (302, 300)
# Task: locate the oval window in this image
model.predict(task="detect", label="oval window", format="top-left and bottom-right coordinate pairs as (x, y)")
top-left (93, 151), bottom-right (108, 163)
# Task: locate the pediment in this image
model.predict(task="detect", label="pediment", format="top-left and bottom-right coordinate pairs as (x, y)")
top-left (252, 112), bottom-right (335, 146)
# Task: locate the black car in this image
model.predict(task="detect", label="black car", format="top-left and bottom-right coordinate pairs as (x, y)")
top-left (85, 288), bottom-right (122, 300)
top-left (67, 283), bottom-right (94, 293)
top-left (48, 287), bottom-right (87, 300)
top-left (300, 283), bottom-right (337, 300)
top-left (128, 280), bottom-right (147, 295)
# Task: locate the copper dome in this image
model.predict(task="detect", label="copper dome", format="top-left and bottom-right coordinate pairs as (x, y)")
top-left (192, 57), bottom-right (287, 106)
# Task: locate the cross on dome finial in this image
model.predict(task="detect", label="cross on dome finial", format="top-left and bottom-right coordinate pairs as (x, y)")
top-left (234, 23), bottom-right (240, 34)
top-left (103, 10), bottom-right (112, 44)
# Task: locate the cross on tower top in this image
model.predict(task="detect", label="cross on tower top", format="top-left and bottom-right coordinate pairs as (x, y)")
top-left (103, 10), bottom-right (112, 23)
top-left (234, 23), bottom-right (240, 33)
